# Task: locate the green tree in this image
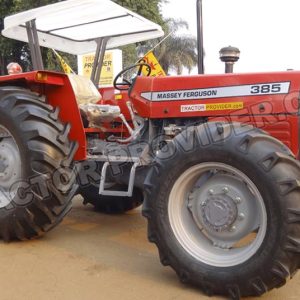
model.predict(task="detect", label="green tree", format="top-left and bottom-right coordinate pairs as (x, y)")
top-left (114, 0), bottom-right (166, 26)
top-left (113, 0), bottom-right (166, 69)
top-left (137, 18), bottom-right (197, 75)
top-left (153, 19), bottom-right (197, 75)
top-left (157, 36), bottom-right (198, 75)
top-left (0, 0), bottom-right (166, 75)
top-left (0, 0), bottom-right (197, 76)
top-left (0, 0), bottom-right (75, 75)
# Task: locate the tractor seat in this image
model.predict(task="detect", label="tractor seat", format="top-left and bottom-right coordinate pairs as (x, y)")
top-left (68, 74), bottom-right (102, 105)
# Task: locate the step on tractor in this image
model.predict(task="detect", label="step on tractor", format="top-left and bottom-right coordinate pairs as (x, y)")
top-left (1, 0), bottom-right (300, 298)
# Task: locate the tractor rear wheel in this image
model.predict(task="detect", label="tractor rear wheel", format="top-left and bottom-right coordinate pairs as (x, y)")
top-left (143, 122), bottom-right (300, 298)
top-left (0, 86), bottom-right (77, 241)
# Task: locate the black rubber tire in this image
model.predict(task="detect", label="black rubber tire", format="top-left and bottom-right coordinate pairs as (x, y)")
top-left (143, 122), bottom-right (300, 299)
top-left (0, 86), bottom-right (78, 241)
top-left (80, 184), bottom-right (143, 214)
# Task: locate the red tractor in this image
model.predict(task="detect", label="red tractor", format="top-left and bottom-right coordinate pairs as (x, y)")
top-left (1, 0), bottom-right (300, 299)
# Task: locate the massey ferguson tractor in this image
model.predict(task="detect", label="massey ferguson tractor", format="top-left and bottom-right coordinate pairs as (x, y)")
top-left (0, 0), bottom-right (300, 299)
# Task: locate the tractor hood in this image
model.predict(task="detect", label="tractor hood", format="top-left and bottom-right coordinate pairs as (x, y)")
top-left (1, 0), bottom-right (164, 55)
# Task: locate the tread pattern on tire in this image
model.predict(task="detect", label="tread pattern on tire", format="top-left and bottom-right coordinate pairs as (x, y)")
top-left (0, 86), bottom-right (78, 241)
top-left (80, 184), bottom-right (143, 214)
top-left (142, 122), bottom-right (300, 299)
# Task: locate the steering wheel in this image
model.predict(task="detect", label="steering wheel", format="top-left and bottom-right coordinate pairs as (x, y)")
top-left (113, 62), bottom-right (152, 91)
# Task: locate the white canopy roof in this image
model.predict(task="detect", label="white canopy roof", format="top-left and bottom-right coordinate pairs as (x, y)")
top-left (1, 0), bottom-right (164, 55)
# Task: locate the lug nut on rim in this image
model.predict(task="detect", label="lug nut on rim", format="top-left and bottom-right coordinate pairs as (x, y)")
top-left (235, 197), bottom-right (242, 204)
top-left (229, 226), bottom-right (236, 232)
top-left (238, 213), bottom-right (245, 220)
top-left (222, 187), bottom-right (229, 194)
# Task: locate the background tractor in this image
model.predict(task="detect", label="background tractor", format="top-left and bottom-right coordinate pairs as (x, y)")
top-left (0, 0), bottom-right (300, 299)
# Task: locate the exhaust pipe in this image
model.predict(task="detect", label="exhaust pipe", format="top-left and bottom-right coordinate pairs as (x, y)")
top-left (197, 0), bottom-right (204, 74)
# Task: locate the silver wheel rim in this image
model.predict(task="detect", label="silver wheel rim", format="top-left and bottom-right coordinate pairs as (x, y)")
top-left (0, 125), bottom-right (22, 208)
top-left (168, 162), bottom-right (267, 267)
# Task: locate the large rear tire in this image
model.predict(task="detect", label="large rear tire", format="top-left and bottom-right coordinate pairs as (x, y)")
top-left (0, 86), bottom-right (78, 241)
top-left (143, 122), bottom-right (300, 298)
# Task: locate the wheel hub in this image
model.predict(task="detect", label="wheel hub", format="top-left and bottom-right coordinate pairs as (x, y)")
top-left (202, 195), bottom-right (238, 232)
top-left (169, 162), bottom-right (267, 267)
top-left (187, 173), bottom-right (262, 250)
top-left (0, 140), bottom-right (19, 183)
top-left (0, 125), bottom-right (22, 208)
top-left (0, 158), bottom-right (8, 174)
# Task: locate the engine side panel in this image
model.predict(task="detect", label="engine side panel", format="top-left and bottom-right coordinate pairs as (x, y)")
top-left (130, 72), bottom-right (300, 156)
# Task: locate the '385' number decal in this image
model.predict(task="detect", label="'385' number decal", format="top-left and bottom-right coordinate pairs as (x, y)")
top-left (250, 83), bottom-right (283, 95)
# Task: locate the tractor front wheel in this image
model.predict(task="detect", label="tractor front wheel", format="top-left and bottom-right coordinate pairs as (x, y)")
top-left (143, 122), bottom-right (300, 298)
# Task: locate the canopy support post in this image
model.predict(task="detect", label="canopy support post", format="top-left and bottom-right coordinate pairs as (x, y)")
top-left (91, 37), bottom-right (109, 87)
top-left (26, 20), bottom-right (44, 70)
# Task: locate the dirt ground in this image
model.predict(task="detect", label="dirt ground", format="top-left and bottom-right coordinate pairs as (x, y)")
top-left (0, 196), bottom-right (299, 300)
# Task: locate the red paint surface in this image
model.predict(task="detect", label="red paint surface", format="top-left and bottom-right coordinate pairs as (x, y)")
top-left (1, 71), bottom-right (299, 159)
top-left (130, 72), bottom-right (299, 156)
top-left (0, 71), bottom-right (86, 160)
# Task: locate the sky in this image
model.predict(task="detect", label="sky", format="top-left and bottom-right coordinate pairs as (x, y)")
top-left (161, 0), bottom-right (300, 74)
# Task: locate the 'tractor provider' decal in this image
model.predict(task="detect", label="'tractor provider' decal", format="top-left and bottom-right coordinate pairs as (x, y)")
top-left (181, 102), bottom-right (244, 112)
top-left (141, 82), bottom-right (291, 101)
